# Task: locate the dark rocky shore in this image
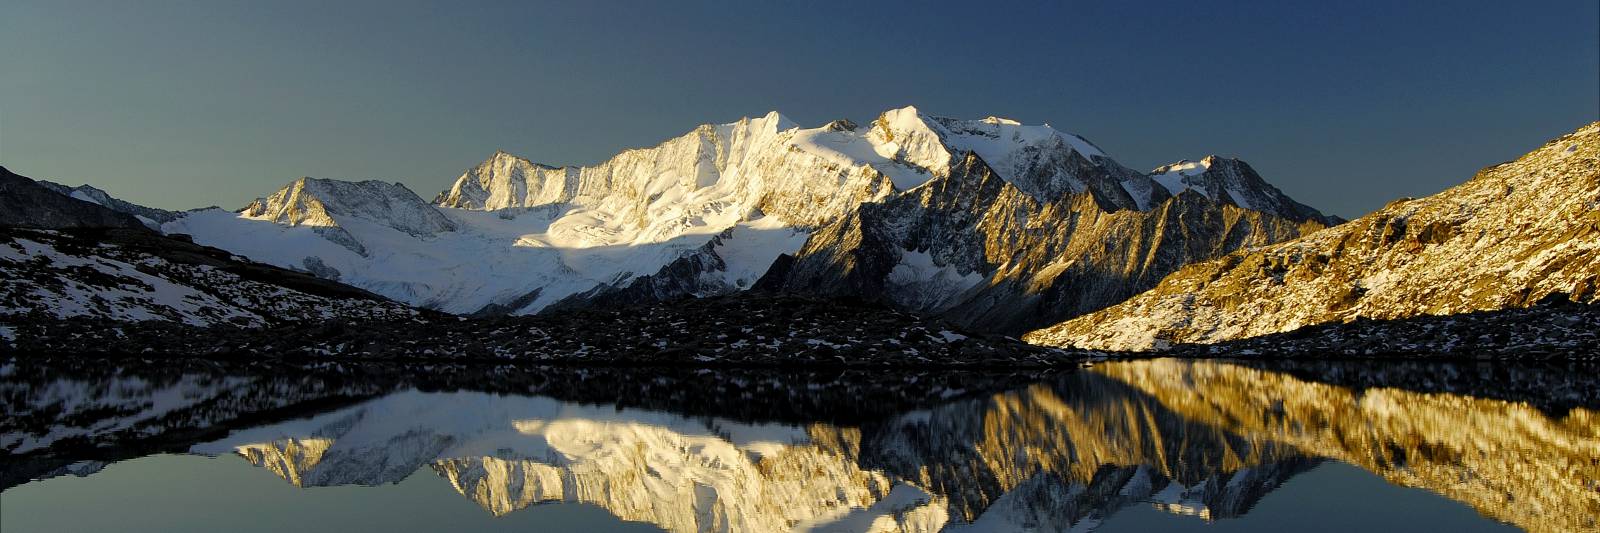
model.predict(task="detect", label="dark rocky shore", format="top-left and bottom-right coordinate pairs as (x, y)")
top-left (1, 294), bottom-right (1099, 367)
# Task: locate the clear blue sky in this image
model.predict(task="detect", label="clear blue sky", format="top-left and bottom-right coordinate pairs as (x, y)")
top-left (2, 0), bottom-right (1595, 218)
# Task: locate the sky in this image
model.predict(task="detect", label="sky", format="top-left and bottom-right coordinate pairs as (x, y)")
top-left (1, 1), bottom-right (1596, 219)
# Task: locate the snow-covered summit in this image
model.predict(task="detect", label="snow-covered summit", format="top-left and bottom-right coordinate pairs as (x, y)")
top-left (865, 105), bottom-right (1159, 207)
top-left (440, 106), bottom-right (1166, 215)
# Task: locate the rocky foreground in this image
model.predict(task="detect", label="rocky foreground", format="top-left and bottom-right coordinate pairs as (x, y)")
top-left (0, 294), bottom-right (1095, 367)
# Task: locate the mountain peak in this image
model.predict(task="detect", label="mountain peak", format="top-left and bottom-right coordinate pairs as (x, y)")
top-left (756, 110), bottom-right (796, 130)
top-left (1149, 156), bottom-right (1338, 224)
top-left (861, 106), bottom-right (1162, 208)
top-left (244, 177), bottom-right (456, 238)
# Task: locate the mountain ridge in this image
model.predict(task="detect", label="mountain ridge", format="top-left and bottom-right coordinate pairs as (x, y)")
top-left (151, 106), bottom-right (1336, 324)
top-left (8, 106), bottom-right (1344, 338)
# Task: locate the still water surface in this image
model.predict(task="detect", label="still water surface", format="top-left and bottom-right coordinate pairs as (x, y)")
top-left (2, 358), bottom-right (1594, 532)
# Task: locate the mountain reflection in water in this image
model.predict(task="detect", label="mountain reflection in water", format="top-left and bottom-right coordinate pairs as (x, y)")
top-left (1, 358), bottom-right (1595, 532)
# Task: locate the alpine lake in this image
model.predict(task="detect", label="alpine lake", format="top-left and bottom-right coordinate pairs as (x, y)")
top-left (2, 356), bottom-right (1595, 533)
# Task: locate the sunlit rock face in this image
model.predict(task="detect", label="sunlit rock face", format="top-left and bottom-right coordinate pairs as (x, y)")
top-left (1029, 121), bottom-right (1600, 350)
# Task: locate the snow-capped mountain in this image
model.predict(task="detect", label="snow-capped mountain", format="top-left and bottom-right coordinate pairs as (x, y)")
top-left (243, 177), bottom-right (457, 238)
top-left (1148, 156), bottom-right (1344, 225)
top-left (1026, 121), bottom-right (1600, 351)
top-left (0, 167), bottom-right (415, 330)
top-left (156, 106), bottom-right (1332, 326)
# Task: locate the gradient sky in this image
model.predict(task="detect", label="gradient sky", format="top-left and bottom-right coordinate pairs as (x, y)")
top-left (2, 1), bottom-right (1595, 219)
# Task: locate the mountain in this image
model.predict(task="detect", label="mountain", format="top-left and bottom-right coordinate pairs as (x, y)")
top-left (1026, 122), bottom-right (1600, 351)
top-left (235, 177), bottom-right (458, 256)
top-left (0, 166), bottom-right (149, 230)
top-left (33, 180), bottom-right (182, 229)
top-left (166, 111), bottom-right (888, 314)
top-left (159, 107), bottom-right (1328, 329)
top-left (0, 167), bottom-right (416, 331)
top-left (1148, 156), bottom-right (1344, 226)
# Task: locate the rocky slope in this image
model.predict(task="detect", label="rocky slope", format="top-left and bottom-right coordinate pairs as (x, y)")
top-left (1028, 121), bottom-right (1600, 350)
top-left (0, 169), bottom-right (417, 330)
top-left (156, 107), bottom-right (1331, 330)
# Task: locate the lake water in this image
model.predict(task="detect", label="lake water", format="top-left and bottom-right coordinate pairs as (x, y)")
top-left (2, 358), bottom-right (1595, 532)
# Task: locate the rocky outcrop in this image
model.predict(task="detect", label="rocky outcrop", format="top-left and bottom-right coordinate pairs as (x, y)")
top-left (1028, 122), bottom-right (1600, 350)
